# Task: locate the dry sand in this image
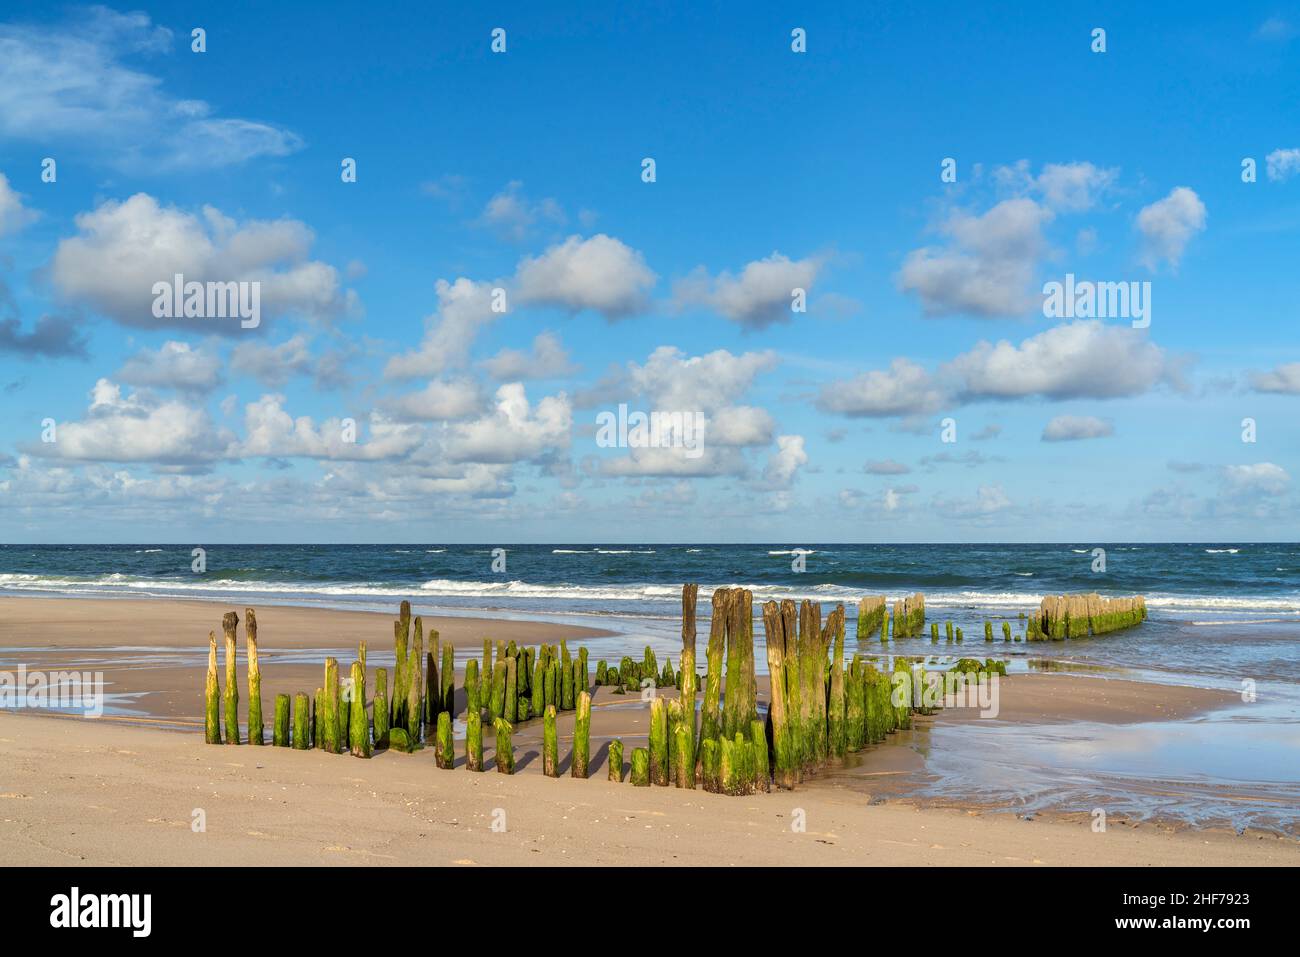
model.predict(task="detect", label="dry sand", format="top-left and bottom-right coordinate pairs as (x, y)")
top-left (0, 596), bottom-right (1293, 866)
top-left (1, 711), bottom-right (1294, 867)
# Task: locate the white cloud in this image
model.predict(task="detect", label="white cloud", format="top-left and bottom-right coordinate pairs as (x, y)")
top-left (601, 445), bottom-right (745, 479)
top-left (479, 181), bottom-right (564, 241)
top-left (899, 198), bottom-right (1053, 316)
top-left (515, 234), bottom-right (656, 319)
top-left (1136, 187), bottom-right (1206, 270)
top-left (385, 378), bottom-right (482, 421)
top-left (1221, 463), bottom-right (1290, 496)
top-left (627, 345), bottom-right (777, 413)
top-left (444, 383), bottom-right (571, 464)
top-left (672, 253), bottom-right (822, 329)
top-left (1032, 161), bottom-right (1118, 212)
top-left (933, 484), bottom-right (1012, 518)
top-left (230, 334), bottom-right (314, 387)
top-left (708, 405), bottom-right (775, 447)
top-left (817, 358), bottom-right (945, 417)
top-left (384, 278), bottom-right (498, 380)
top-left (1249, 362), bottom-right (1300, 394)
top-left (946, 321), bottom-right (1169, 400)
top-left (761, 435), bottom-right (807, 489)
top-left (0, 172), bottom-right (37, 236)
top-left (1266, 148), bottom-right (1300, 182)
top-left (238, 395), bottom-right (423, 461)
top-left (117, 340), bottom-right (223, 393)
top-left (51, 194), bottom-right (351, 331)
top-left (482, 331), bottom-right (577, 380)
top-left (864, 459), bottom-right (910, 475)
top-left (29, 379), bottom-right (233, 465)
top-left (1041, 414), bottom-right (1114, 442)
top-left (0, 8), bottom-right (301, 170)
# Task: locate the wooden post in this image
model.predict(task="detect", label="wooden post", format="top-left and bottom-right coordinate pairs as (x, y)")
top-left (701, 587), bottom-right (729, 742)
top-left (504, 656), bottom-right (517, 730)
top-left (680, 583), bottom-right (698, 772)
top-left (630, 747), bottom-right (650, 786)
top-left (204, 630), bottom-right (222, 744)
top-left (435, 712), bottom-right (453, 769)
top-left (490, 661), bottom-right (507, 723)
top-left (828, 603), bottom-right (846, 760)
top-left (322, 657), bottom-right (339, 754)
top-left (763, 601), bottom-right (796, 788)
top-left (424, 650), bottom-right (438, 726)
top-left (350, 660), bottom-right (371, 757)
top-left (608, 738), bottom-right (624, 782)
top-left (466, 710), bottom-right (483, 771)
top-left (649, 697), bottom-right (669, 786)
top-left (222, 612), bottom-right (240, 745)
top-left (493, 718), bottom-right (514, 774)
top-left (373, 668), bottom-right (389, 749)
top-left (273, 693), bottom-right (290, 746)
top-left (441, 641), bottom-right (454, 716)
top-left (245, 608), bottom-right (263, 745)
top-left (675, 717), bottom-right (694, 789)
top-left (560, 657), bottom-right (574, 712)
top-left (572, 691), bottom-right (591, 779)
top-left (313, 688), bottom-right (323, 748)
top-left (543, 704), bottom-right (559, 777)
top-left (465, 658), bottom-right (480, 713)
top-left (293, 692), bottom-right (310, 749)
top-left (406, 621), bottom-right (423, 742)
top-left (392, 616), bottom-right (408, 730)
top-left (530, 653), bottom-right (545, 717)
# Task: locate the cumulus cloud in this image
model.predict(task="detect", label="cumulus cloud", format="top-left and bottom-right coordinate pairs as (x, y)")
top-left (672, 253), bottom-right (822, 329)
top-left (28, 379), bottom-right (233, 465)
top-left (117, 340), bottom-right (222, 392)
top-left (1266, 149), bottom-right (1300, 182)
top-left (864, 459), bottom-right (910, 475)
top-left (230, 334), bottom-right (314, 387)
top-left (515, 234), bottom-right (656, 319)
top-left (0, 8), bottom-right (300, 170)
top-left (1221, 463), bottom-right (1290, 496)
top-left (0, 172), bottom-right (37, 236)
top-left (627, 345), bottom-right (777, 414)
top-left (1041, 414), bottom-right (1114, 442)
top-left (761, 435), bottom-right (807, 488)
top-left (816, 358), bottom-right (946, 417)
top-left (444, 383), bottom-right (571, 464)
top-left (1249, 362), bottom-right (1300, 394)
top-left (385, 278), bottom-right (499, 380)
top-left (239, 395), bottom-right (423, 461)
top-left (708, 405), bottom-right (775, 447)
top-left (479, 181), bottom-right (565, 241)
top-left (932, 484), bottom-right (1012, 519)
top-left (482, 331), bottom-right (577, 380)
top-left (51, 194), bottom-right (351, 331)
top-left (946, 321), bottom-right (1169, 400)
top-left (384, 378), bottom-right (482, 421)
top-left (995, 160), bottom-right (1117, 212)
top-left (899, 198), bottom-right (1053, 316)
top-left (1136, 187), bottom-right (1206, 270)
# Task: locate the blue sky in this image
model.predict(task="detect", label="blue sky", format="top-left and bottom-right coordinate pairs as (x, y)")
top-left (0, 1), bottom-right (1297, 543)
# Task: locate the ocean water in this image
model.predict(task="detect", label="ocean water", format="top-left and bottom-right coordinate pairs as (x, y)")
top-left (1, 542), bottom-right (1296, 621)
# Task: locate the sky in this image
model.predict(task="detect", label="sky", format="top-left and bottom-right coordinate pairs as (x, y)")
top-left (0, 1), bottom-right (1297, 544)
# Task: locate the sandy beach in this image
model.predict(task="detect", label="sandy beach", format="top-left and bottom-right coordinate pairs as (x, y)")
top-left (1, 594), bottom-right (1296, 865)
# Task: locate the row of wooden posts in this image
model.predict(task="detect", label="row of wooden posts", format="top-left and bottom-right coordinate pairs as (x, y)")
top-left (1027, 593), bottom-right (1148, 640)
top-left (203, 587), bottom-right (1009, 793)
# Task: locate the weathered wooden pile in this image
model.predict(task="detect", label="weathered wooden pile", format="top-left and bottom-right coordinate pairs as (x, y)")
top-left (1027, 593), bottom-right (1147, 640)
top-left (855, 595), bottom-right (887, 639)
top-left (891, 592), bottom-right (926, 638)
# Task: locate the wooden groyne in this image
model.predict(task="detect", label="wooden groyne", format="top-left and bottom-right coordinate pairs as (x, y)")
top-left (1027, 593), bottom-right (1147, 640)
top-left (200, 586), bottom-right (1001, 795)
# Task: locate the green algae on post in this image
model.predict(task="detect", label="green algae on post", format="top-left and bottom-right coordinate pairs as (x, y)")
top-left (273, 693), bottom-right (290, 747)
top-left (373, 668), bottom-right (390, 749)
top-left (435, 711), bottom-right (453, 769)
top-left (494, 717), bottom-right (514, 773)
top-left (699, 737), bottom-right (721, 793)
top-left (608, 738), bottom-right (624, 782)
top-left (205, 630), bottom-right (222, 744)
top-left (543, 704), bottom-right (559, 777)
top-left (490, 660), bottom-right (507, 724)
top-left (630, 746), bottom-right (650, 786)
top-left (466, 710), bottom-right (484, 771)
top-left (321, 658), bottom-right (339, 753)
top-left (762, 600), bottom-right (796, 788)
top-left (679, 583), bottom-right (699, 773)
top-left (350, 660), bottom-right (371, 758)
top-left (465, 658), bottom-right (480, 714)
top-left (572, 691), bottom-right (591, 779)
top-left (856, 595), bottom-right (886, 639)
top-left (441, 641), bottom-right (454, 716)
top-left (649, 696), bottom-right (669, 785)
top-left (293, 692), bottom-right (310, 749)
top-left (245, 608), bottom-right (263, 745)
top-left (221, 612), bottom-right (240, 745)
top-left (313, 688), bottom-right (322, 748)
